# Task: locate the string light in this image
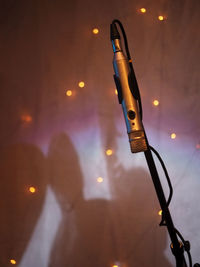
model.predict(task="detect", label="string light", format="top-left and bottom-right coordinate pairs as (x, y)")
top-left (153, 99), bottom-right (159, 106)
top-left (97, 177), bottom-right (104, 183)
top-left (29, 186), bottom-right (36, 193)
top-left (93, 28), bottom-right (99, 34)
top-left (158, 210), bottom-right (162, 216)
top-left (106, 149), bottom-right (113, 156)
top-left (196, 144), bottom-right (200, 149)
top-left (66, 90), bottom-right (73, 97)
top-left (21, 114), bottom-right (32, 123)
top-left (158, 15), bottom-right (164, 21)
top-left (140, 8), bottom-right (146, 13)
top-left (171, 133), bottom-right (176, 139)
top-left (10, 259), bottom-right (16, 265)
top-left (78, 81), bottom-right (85, 88)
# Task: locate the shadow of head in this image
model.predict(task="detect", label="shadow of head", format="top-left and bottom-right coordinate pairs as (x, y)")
top-left (47, 133), bottom-right (83, 209)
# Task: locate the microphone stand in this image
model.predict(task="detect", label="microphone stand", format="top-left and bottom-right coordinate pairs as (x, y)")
top-left (143, 133), bottom-right (187, 267)
top-left (110, 19), bottom-right (200, 267)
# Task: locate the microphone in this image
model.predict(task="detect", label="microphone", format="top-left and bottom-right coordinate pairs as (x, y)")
top-left (110, 22), bottom-right (148, 153)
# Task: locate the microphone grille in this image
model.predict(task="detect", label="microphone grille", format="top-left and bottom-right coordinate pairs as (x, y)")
top-left (128, 131), bottom-right (148, 153)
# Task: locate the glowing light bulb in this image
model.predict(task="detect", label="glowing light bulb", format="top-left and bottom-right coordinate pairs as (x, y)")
top-left (171, 133), bottom-right (176, 139)
top-left (112, 261), bottom-right (120, 267)
top-left (21, 114), bottom-right (32, 123)
top-left (196, 144), bottom-right (200, 149)
top-left (29, 186), bottom-right (36, 193)
top-left (78, 81), bottom-right (85, 88)
top-left (97, 177), bottom-right (103, 183)
top-left (10, 259), bottom-right (17, 265)
top-left (93, 28), bottom-right (99, 34)
top-left (115, 89), bottom-right (118, 95)
top-left (158, 210), bottom-right (162, 216)
top-left (153, 99), bottom-right (159, 106)
top-left (158, 15), bottom-right (164, 21)
top-left (66, 90), bottom-right (72, 96)
top-left (140, 8), bottom-right (146, 13)
top-left (106, 149), bottom-right (113, 156)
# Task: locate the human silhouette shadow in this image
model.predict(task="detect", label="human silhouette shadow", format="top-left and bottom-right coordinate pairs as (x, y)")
top-left (47, 132), bottom-right (174, 267)
top-left (47, 133), bottom-right (114, 267)
top-left (0, 138), bottom-right (175, 266)
top-left (0, 143), bottom-right (47, 266)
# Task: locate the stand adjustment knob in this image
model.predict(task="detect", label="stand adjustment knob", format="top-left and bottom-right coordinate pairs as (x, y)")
top-left (184, 241), bottom-right (190, 252)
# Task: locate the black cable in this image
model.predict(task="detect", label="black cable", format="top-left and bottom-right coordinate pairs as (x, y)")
top-left (148, 145), bottom-right (193, 265)
top-left (149, 144), bottom-right (193, 267)
top-left (112, 19), bottom-right (131, 60)
top-left (175, 228), bottom-right (193, 267)
top-left (149, 145), bottom-right (173, 207)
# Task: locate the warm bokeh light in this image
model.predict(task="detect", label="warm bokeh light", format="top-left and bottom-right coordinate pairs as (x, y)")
top-left (115, 89), bottom-right (118, 95)
top-left (106, 149), bottom-right (113, 156)
top-left (21, 114), bottom-right (32, 123)
top-left (196, 144), bottom-right (200, 149)
top-left (140, 8), bottom-right (146, 13)
top-left (153, 99), bottom-right (159, 106)
top-left (93, 28), bottom-right (99, 34)
top-left (66, 90), bottom-right (73, 96)
top-left (10, 259), bottom-right (17, 265)
top-left (158, 15), bottom-right (164, 21)
top-left (171, 133), bottom-right (177, 139)
top-left (158, 210), bottom-right (162, 216)
top-left (29, 186), bottom-right (36, 193)
top-left (78, 81), bottom-right (85, 88)
top-left (97, 177), bottom-right (103, 183)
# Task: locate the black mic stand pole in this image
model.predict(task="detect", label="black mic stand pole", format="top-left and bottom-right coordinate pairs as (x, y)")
top-left (143, 133), bottom-right (187, 267)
